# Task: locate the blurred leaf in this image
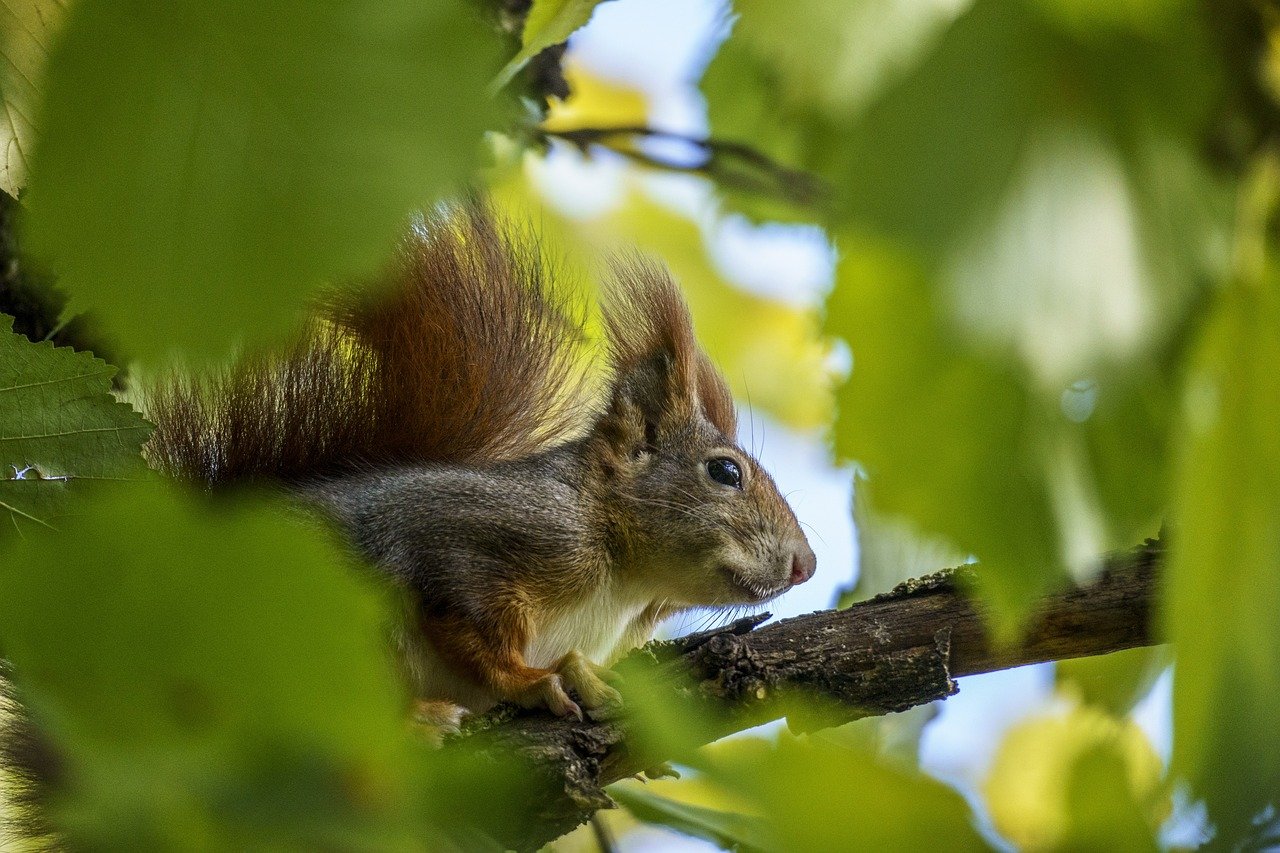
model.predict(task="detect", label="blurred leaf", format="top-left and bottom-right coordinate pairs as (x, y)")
top-left (1060, 745), bottom-right (1161, 852)
top-left (23, 0), bottom-right (501, 359)
top-left (826, 238), bottom-right (1057, 627)
top-left (1166, 245), bottom-right (1280, 838)
top-left (1028, 0), bottom-right (1189, 33)
top-left (840, 474), bottom-right (964, 607)
top-left (708, 0), bottom-right (1227, 376)
top-left (1056, 647), bottom-right (1169, 716)
top-left (812, 703), bottom-right (940, 770)
top-left (710, 0), bottom-right (965, 122)
top-left (697, 734), bottom-right (991, 851)
top-left (612, 784), bottom-right (769, 852)
top-left (0, 0), bottom-right (67, 196)
top-left (496, 0), bottom-right (609, 90)
top-left (942, 125), bottom-right (1218, 387)
top-left (828, 227), bottom-right (1175, 629)
top-left (0, 485), bottom-right (414, 847)
top-left (708, 0), bottom-right (1223, 277)
top-left (724, 0), bottom-right (1217, 624)
top-left (0, 314), bottom-right (150, 539)
top-left (984, 705), bottom-right (1165, 851)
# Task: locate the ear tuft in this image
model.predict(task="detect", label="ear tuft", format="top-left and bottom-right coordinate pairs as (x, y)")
top-left (600, 257), bottom-right (737, 442)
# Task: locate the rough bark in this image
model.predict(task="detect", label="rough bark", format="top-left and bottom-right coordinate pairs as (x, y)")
top-left (460, 538), bottom-right (1163, 850)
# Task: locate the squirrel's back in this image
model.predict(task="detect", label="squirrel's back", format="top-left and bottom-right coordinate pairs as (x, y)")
top-left (145, 203), bottom-right (592, 486)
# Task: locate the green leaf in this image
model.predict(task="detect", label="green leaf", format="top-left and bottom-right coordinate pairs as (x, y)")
top-left (0, 0), bottom-right (67, 196)
top-left (23, 0), bottom-right (501, 359)
top-left (1166, 268), bottom-right (1280, 839)
top-left (827, 235), bottom-right (1176, 628)
top-left (0, 485), bottom-right (414, 847)
top-left (709, 0), bottom-right (962, 123)
top-left (811, 704), bottom-right (940, 770)
top-left (1055, 647), bottom-right (1169, 716)
top-left (826, 238), bottom-right (1061, 627)
top-left (612, 784), bottom-right (770, 852)
top-left (494, 0), bottom-right (608, 91)
top-left (698, 735), bottom-right (991, 851)
top-left (1060, 745), bottom-right (1161, 852)
top-left (708, 0), bottom-right (1222, 273)
top-left (707, 0), bottom-right (1227, 377)
top-left (0, 314), bottom-right (150, 538)
top-left (839, 474), bottom-right (965, 608)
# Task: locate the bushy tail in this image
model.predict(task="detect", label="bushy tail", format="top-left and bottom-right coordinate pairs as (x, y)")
top-left (145, 202), bottom-right (593, 487)
top-left (1, 670), bottom-right (60, 850)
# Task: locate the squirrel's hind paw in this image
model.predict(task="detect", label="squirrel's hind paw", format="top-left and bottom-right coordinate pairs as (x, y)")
top-left (516, 673), bottom-right (583, 721)
top-left (557, 650), bottom-right (624, 721)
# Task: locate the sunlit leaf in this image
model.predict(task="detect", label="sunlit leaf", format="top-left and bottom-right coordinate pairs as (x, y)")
top-left (23, 0), bottom-right (501, 359)
top-left (0, 0), bottom-right (67, 196)
top-left (1167, 263), bottom-right (1280, 840)
top-left (0, 314), bottom-right (149, 539)
top-left (984, 706), bottom-right (1165, 851)
top-left (828, 227), bottom-right (1175, 628)
top-left (496, 0), bottom-right (609, 91)
top-left (612, 784), bottom-right (769, 852)
top-left (699, 734), bottom-right (991, 851)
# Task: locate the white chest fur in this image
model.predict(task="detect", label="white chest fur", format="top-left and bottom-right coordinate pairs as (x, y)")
top-left (524, 587), bottom-right (651, 669)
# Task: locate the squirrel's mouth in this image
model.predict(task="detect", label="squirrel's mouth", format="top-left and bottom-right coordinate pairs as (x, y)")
top-left (719, 565), bottom-right (788, 603)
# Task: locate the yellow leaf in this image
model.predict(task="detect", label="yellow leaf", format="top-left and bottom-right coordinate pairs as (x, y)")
top-left (541, 62), bottom-right (649, 132)
top-left (985, 704), bottom-right (1167, 851)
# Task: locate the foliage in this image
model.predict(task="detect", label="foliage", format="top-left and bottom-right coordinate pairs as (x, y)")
top-left (0, 0), bottom-right (1277, 849)
top-left (0, 314), bottom-right (150, 537)
top-left (984, 704), bottom-right (1167, 851)
top-left (0, 485), bottom-right (536, 848)
top-left (0, 0), bottom-right (65, 197)
top-left (496, 0), bottom-right (610, 90)
top-left (625, 734), bottom-right (993, 851)
top-left (1164, 159), bottom-right (1280, 839)
top-left (21, 0), bottom-right (502, 359)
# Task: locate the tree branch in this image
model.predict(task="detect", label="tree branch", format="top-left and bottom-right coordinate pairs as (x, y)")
top-left (536, 125), bottom-right (831, 211)
top-left (459, 537), bottom-right (1163, 850)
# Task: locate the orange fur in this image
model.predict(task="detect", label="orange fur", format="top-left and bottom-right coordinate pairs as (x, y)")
top-left (145, 202), bottom-right (591, 485)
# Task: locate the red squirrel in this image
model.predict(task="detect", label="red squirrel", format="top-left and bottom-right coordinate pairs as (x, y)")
top-left (144, 202), bottom-right (817, 730)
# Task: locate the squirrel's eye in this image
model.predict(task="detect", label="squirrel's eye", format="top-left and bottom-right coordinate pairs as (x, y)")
top-left (706, 457), bottom-right (743, 489)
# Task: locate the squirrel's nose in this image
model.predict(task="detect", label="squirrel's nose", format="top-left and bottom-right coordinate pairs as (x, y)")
top-left (789, 544), bottom-right (816, 586)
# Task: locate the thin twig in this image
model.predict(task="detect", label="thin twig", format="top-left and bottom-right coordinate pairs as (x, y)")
top-left (536, 125), bottom-right (831, 212)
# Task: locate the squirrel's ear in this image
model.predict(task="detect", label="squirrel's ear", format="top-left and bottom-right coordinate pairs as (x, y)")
top-left (598, 259), bottom-right (737, 453)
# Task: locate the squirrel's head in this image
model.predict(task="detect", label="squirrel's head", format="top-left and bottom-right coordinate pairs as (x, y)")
top-left (590, 259), bottom-right (816, 608)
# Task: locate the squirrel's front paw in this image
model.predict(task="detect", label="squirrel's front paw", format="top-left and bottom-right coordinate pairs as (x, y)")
top-left (557, 649), bottom-right (624, 721)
